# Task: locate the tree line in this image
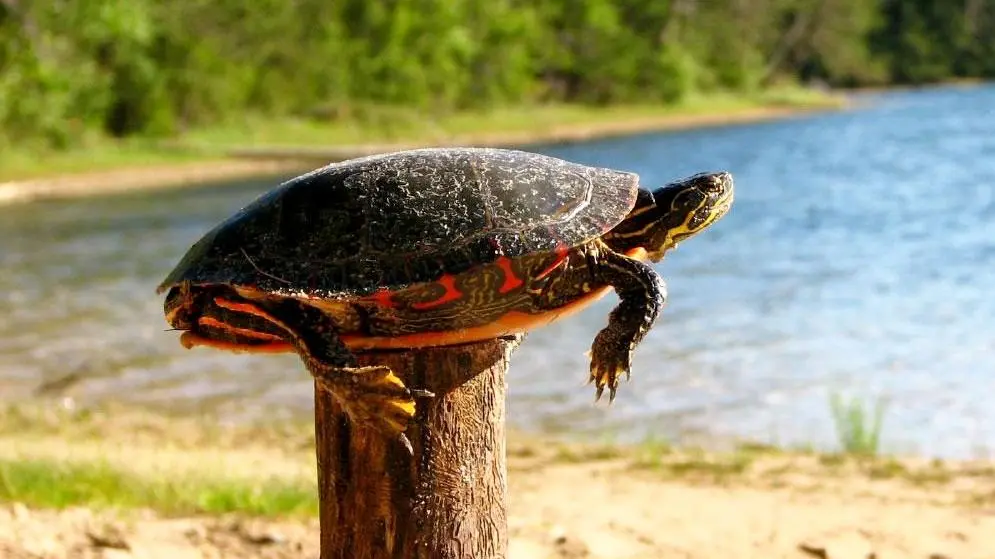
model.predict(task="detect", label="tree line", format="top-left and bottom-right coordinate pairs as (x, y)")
top-left (1, 0), bottom-right (993, 148)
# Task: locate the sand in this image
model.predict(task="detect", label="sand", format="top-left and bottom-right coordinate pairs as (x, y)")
top-left (2, 434), bottom-right (994, 559)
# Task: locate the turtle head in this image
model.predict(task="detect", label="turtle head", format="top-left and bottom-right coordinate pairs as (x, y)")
top-left (606, 171), bottom-right (734, 262)
top-left (645, 171), bottom-right (734, 260)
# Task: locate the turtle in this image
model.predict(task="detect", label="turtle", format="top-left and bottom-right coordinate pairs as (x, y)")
top-left (158, 147), bottom-right (733, 450)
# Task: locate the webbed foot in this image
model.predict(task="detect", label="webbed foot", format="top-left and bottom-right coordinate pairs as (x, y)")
top-left (311, 364), bottom-right (434, 453)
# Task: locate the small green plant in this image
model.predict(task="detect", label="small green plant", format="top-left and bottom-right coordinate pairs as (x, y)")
top-left (630, 435), bottom-right (674, 469)
top-left (553, 444), bottom-right (622, 463)
top-left (828, 391), bottom-right (887, 456)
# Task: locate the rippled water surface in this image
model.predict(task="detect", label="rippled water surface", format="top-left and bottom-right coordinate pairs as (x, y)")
top-left (3, 85), bottom-right (994, 458)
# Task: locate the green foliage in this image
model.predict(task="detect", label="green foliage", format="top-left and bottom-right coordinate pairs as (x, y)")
top-left (1, 0), bottom-right (992, 149)
top-left (828, 391), bottom-right (887, 456)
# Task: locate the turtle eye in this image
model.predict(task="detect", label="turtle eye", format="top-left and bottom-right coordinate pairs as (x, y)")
top-left (672, 189), bottom-right (704, 212)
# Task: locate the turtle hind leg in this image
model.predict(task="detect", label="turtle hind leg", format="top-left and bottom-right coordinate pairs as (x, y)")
top-left (258, 299), bottom-right (433, 452)
top-left (587, 241), bottom-right (667, 402)
top-left (309, 362), bottom-right (434, 452)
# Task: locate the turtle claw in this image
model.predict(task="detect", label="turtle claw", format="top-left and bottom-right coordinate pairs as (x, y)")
top-left (393, 390), bottom-right (436, 455)
top-left (398, 432), bottom-right (414, 455)
top-left (590, 372), bottom-right (621, 404)
top-left (593, 383), bottom-right (611, 403)
top-left (410, 388), bottom-right (436, 399)
top-left (588, 329), bottom-right (631, 404)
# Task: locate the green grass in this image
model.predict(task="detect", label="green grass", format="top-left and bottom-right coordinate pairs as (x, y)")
top-left (0, 140), bottom-right (213, 182)
top-left (828, 392), bottom-right (888, 456)
top-left (630, 443), bottom-right (756, 484)
top-left (181, 89), bottom-right (839, 148)
top-left (630, 436), bottom-right (675, 468)
top-left (0, 88), bottom-right (843, 182)
top-left (0, 457), bottom-right (317, 518)
top-left (552, 443), bottom-right (623, 463)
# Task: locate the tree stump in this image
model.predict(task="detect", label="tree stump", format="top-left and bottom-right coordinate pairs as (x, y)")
top-left (313, 336), bottom-right (520, 559)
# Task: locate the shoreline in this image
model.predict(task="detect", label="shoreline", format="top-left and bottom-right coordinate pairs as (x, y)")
top-left (1, 403), bottom-right (993, 558)
top-left (0, 102), bottom-right (843, 206)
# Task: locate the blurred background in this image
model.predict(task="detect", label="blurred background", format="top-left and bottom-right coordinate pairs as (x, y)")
top-left (1, 0), bottom-right (993, 459)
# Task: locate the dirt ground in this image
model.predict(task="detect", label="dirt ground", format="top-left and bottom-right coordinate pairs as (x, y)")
top-left (505, 457), bottom-right (995, 559)
top-left (3, 439), bottom-right (995, 559)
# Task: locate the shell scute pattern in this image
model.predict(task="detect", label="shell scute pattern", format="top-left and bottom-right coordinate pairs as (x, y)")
top-left (157, 148), bottom-right (639, 299)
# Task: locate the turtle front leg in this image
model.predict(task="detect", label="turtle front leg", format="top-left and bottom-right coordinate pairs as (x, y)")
top-left (588, 242), bottom-right (667, 402)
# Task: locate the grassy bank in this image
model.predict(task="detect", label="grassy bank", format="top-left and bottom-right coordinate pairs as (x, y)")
top-left (3, 402), bottom-right (995, 558)
top-left (0, 404), bottom-right (318, 518)
top-left (0, 400), bottom-right (992, 521)
top-left (0, 88), bottom-right (843, 184)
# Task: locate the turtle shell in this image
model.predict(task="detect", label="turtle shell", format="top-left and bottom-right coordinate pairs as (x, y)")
top-left (157, 147), bottom-right (639, 298)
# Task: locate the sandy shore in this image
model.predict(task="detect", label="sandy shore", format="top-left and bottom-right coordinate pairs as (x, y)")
top-left (0, 159), bottom-right (312, 205)
top-left (0, 104), bottom-right (841, 206)
top-left (1, 406), bottom-right (994, 559)
top-left (3, 447), bottom-right (994, 558)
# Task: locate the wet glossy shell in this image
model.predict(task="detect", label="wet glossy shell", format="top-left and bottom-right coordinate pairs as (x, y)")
top-left (158, 147), bottom-right (639, 298)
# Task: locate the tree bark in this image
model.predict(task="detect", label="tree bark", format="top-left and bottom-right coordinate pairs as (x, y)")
top-left (313, 336), bottom-right (520, 559)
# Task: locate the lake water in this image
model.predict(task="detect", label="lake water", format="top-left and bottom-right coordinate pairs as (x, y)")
top-left (2, 85), bottom-right (994, 459)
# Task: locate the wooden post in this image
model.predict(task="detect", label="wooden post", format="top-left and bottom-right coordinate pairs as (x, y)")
top-left (313, 336), bottom-right (520, 559)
